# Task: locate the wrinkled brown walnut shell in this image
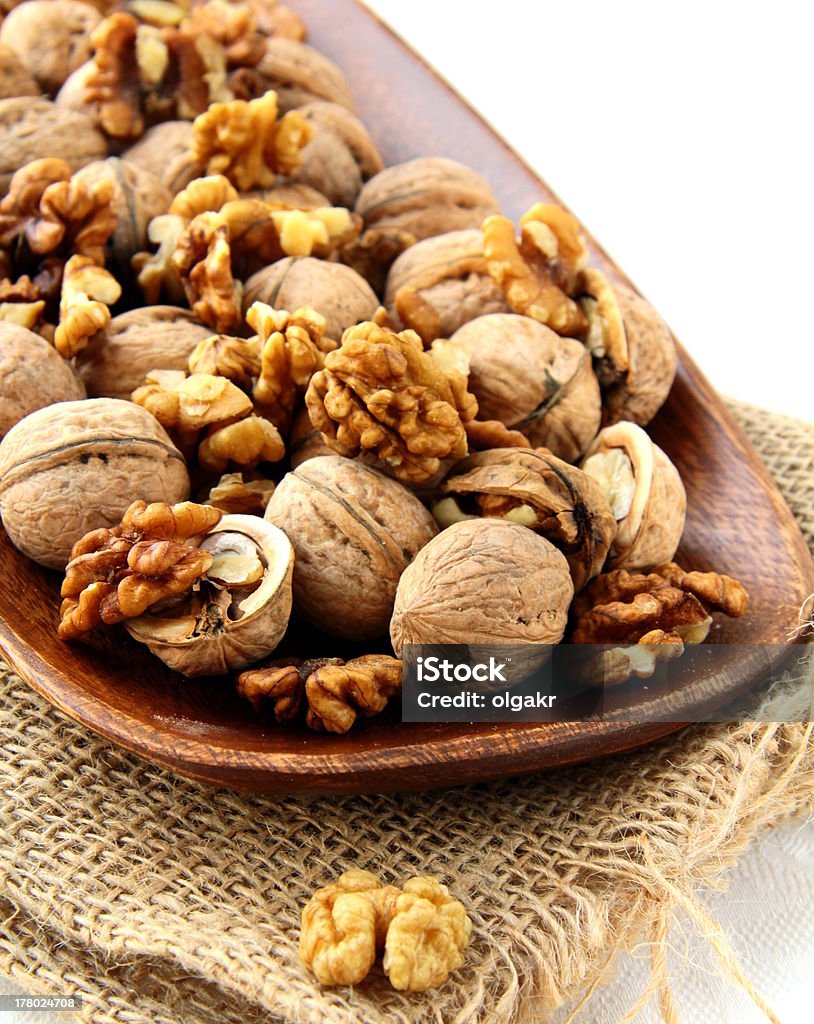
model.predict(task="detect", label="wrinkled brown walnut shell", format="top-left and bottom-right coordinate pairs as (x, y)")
top-left (265, 455), bottom-right (438, 640)
top-left (76, 305), bottom-right (214, 400)
top-left (452, 313), bottom-right (601, 462)
top-left (246, 36), bottom-right (353, 111)
top-left (0, 0), bottom-right (102, 94)
top-left (384, 229), bottom-right (510, 343)
top-left (0, 397), bottom-right (189, 568)
top-left (122, 120), bottom-right (201, 195)
top-left (243, 256), bottom-right (378, 343)
top-left (0, 42), bottom-right (39, 99)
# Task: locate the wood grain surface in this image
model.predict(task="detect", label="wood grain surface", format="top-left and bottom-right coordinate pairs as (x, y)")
top-left (1, 0), bottom-right (812, 794)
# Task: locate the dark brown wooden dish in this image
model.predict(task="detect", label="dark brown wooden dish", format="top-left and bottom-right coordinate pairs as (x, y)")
top-left (1, 0), bottom-right (812, 794)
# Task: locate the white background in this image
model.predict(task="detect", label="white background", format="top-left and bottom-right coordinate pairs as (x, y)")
top-left (369, 0), bottom-right (813, 424)
top-left (1, 2), bottom-right (812, 1021)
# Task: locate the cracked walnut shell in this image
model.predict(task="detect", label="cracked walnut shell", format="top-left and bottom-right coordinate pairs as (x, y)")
top-left (0, 398), bottom-right (189, 568)
top-left (437, 447), bottom-right (617, 592)
top-left (581, 421), bottom-right (686, 571)
top-left (578, 269), bottom-right (677, 427)
top-left (452, 313), bottom-right (601, 463)
top-left (265, 456), bottom-right (438, 640)
top-left (238, 653), bottom-right (402, 732)
top-left (305, 321), bottom-right (471, 485)
top-left (300, 870), bottom-right (471, 991)
top-left (125, 512), bottom-right (294, 676)
top-left (390, 518), bottom-right (574, 654)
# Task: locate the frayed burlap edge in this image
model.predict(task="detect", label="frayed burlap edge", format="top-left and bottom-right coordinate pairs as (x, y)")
top-left (0, 398), bottom-right (812, 1024)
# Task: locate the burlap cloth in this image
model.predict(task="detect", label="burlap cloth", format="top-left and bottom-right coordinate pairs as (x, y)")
top-left (1, 399), bottom-right (813, 1024)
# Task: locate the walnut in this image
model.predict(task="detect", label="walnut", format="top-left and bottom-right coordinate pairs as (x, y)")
top-left (124, 513), bottom-right (295, 675)
top-left (0, 97), bottom-right (106, 197)
top-left (251, 180), bottom-right (330, 208)
top-left (131, 212), bottom-right (187, 304)
top-left (76, 305), bottom-right (213, 399)
top-left (581, 421), bottom-right (686, 570)
top-left (241, 0), bottom-right (306, 41)
top-left (58, 498), bottom-right (222, 639)
top-left (245, 36), bottom-right (353, 111)
top-left (300, 870), bottom-right (471, 992)
top-left (0, 321), bottom-right (85, 438)
top-left (0, 157), bottom-right (118, 302)
top-left (54, 254), bottom-right (121, 358)
top-left (191, 90), bottom-right (312, 190)
top-left (452, 313), bottom-right (602, 462)
top-left (384, 229), bottom-right (510, 343)
top-left (0, 1), bottom-right (102, 94)
top-left (437, 448), bottom-right (617, 592)
top-left (0, 42), bottom-right (39, 99)
top-left (351, 158), bottom-right (500, 291)
top-left (188, 330), bottom-right (260, 388)
top-left (305, 322), bottom-right (470, 485)
top-left (287, 405), bottom-right (334, 467)
top-left (578, 269), bottom-right (677, 426)
top-left (243, 256), bottom-right (378, 343)
top-left (390, 518), bottom-right (574, 653)
top-left (172, 209), bottom-right (243, 332)
top-left (203, 470), bottom-right (274, 514)
top-left (122, 120), bottom-right (200, 195)
top-left (73, 158), bottom-right (172, 278)
top-left (79, 12), bottom-right (213, 141)
top-left (570, 561), bottom-right (750, 684)
top-left (286, 100), bottom-right (383, 208)
top-left (0, 397), bottom-right (189, 568)
top-left (132, 370), bottom-right (253, 447)
top-left (197, 412), bottom-right (284, 472)
top-left (248, 299), bottom-right (333, 431)
top-left (265, 456), bottom-right (438, 640)
top-left (482, 203), bottom-right (588, 336)
top-left (0, 297), bottom-right (45, 331)
top-left (238, 652), bottom-right (402, 732)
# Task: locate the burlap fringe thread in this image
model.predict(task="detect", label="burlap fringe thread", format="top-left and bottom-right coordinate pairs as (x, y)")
top-left (0, 398), bottom-right (812, 1024)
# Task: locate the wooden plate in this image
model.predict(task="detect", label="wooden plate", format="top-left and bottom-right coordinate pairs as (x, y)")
top-left (1, 0), bottom-right (812, 794)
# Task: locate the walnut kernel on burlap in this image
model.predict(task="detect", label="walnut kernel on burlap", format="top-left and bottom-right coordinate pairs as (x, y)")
top-left (1, 398), bottom-right (814, 1024)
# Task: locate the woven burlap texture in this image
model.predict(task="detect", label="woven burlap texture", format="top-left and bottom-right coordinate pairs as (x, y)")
top-left (1, 398), bottom-right (813, 1024)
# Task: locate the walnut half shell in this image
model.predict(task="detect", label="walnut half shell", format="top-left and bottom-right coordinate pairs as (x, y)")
top-left (581, 421), bottom-right (686, 570)
top-left (125, 513), bottom-right (294, 676)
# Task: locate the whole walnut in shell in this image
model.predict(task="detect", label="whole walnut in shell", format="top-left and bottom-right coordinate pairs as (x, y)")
top-left (390, 518), bottom-right (574, 653)
top-left (125, 513), bottom-right (294, 676)
top-left (0, 42), bottom-right (39, 99)
top-left (0, 322), bottom-right (85, 438)
top-left (384, 229), bottom-right (510, 343)
top-left (437, 447), bottom-right (617, 592)
top-left (122, 121), bottom-right (201, 196)
top-left (286, 101), bottom-right (383, 208)
top-left (243, 256), bottom-right (378, 342)
top-left (578, 270), bottom-right (677, 427)
top-left (0, 398), bottom-right (190, 568)
top-left (0, 97), bottom-right (106, 196)
top-left (581, 421), bottom-right (686, 570)
top-left (247, 37), bottom-right (353, 111)
top-left (452, 313), bottom-right (601, 462)
top-left (0, 1), bottom-right (102, 94)
top-left (75, 306), bottom-right (214, 400)
top-left (265, 456), bottom-right (438, 640)
top-left (73, 158), bottom-right (172, 276)
top-left (350, 158), bottom-right (500, 289)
